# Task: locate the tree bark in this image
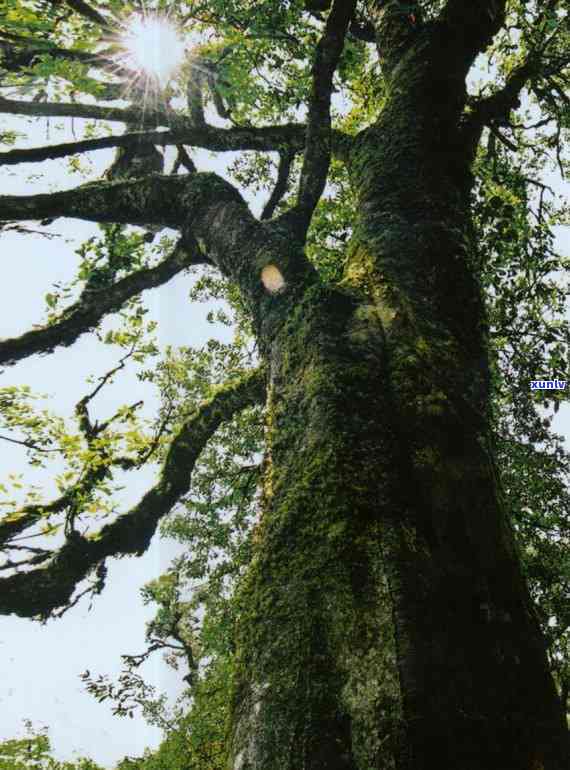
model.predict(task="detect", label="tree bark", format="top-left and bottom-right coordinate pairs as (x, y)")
top-left (229, 280), bottom-right (406, 770)
top-left (343, 36), bottom-right (569, 770)
top-left (227, 24), bottom-right (569, 770)
top-left (228, 273), bottom-right (568, 770)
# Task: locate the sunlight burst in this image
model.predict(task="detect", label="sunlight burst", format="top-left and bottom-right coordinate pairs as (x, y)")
top-left (122, 15), bottom-right (186, 83)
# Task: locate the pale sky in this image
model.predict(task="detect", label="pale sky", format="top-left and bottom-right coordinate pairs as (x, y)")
top-left (0, 48), bottom-right (569, 770)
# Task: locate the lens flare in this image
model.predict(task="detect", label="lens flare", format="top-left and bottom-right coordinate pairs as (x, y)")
top-left (122, 15), bottom-right (185, 82)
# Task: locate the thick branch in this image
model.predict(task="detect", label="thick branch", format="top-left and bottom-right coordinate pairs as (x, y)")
top-left (0, 173), bottom-right (201, 228)
top-left (294, 0), bottom-right (356, 237)
top-left (0, 237), bottom-right (207, 367)
top-left (0, 171), bottom-right (303, 316)
top-left (438, 0), bottom-right (507, 65)
top-left (0, 166), bottom-right (317, 326)
top-left (463, 58), bottom-right (537, 142)
top-left (0, 368), bottom-right (266, 619)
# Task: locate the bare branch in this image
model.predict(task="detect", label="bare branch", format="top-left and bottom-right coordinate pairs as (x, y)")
top-left (0, 125), bottom-right (306, 165)
top-left (0, 551), bottom-right (52, 571)
top-left (0, 223), bottom-right (62, 238)
top-left (74, 342), bottom-right (142, 440)
top-left (0, 94), bottom-right (168, 126)
top-left (0, 237), bottom-right (207, 367)
top-left (0, 368), bottom-right (266, 619)
top-left (293, 0), bottom-right (356, 238)
top-left (0, 434), bottom-right (59, 453)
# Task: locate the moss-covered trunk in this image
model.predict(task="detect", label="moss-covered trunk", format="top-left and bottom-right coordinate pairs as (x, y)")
top-left (343, 72), bottom-right (568, 767)
top-left (228, 31), bottom-right (567, 770)
top-left (228, 277), bottom-right (567, 770)
top-left (228, 88), bottom-right (567, 770)
top-left (229, 284), bottom-right (407, 769)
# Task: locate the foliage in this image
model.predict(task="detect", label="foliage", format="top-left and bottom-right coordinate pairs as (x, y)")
top-left (474, 140), bottom-right (570, 712)
top-left (0, 724), bottom-right (102, 770)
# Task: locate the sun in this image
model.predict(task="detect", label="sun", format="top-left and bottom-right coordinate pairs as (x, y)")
top-left (121, 14), bottom-right (186, 83)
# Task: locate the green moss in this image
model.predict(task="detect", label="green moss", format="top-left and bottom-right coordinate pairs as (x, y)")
top-left (228, 284), bottom-right (403, 769)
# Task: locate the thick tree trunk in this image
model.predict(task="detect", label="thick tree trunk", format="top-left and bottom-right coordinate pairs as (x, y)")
top-left (343, 69), bottom-right (569, 768)
top-left (229, 283), bottom-right (407, 770)
top-left (227, 59), bottom-right (568, 770)
top-left (228, 280), bottom-right (568, 770)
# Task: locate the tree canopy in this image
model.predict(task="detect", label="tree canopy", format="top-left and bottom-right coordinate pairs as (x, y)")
top-left (0, 1), bottom-right (569, 768)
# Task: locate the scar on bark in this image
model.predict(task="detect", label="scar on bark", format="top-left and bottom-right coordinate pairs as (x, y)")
top-left (261, 264), bottom-right (286, 294)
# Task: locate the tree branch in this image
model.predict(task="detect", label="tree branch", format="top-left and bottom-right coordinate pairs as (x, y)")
top-left (0, 170), bottom-right (313, 322)
top-left (0, 434), bottom-right (59, 453)
top-left (437, 0), bottom-right (507, 65)
top-left (468, 59), bottom-right (537, 129)
top-left (0, 368), bottom-right (266, 619)
top-left (460, 14), bottom-right (570, 149)
top-left (0, 41), bottom-right (129, 102)
top-left (172, 145), bottom-right (197, 175)
top-left (1, 348), bottom-right (143, 544)
top-left (292, 0), bottom-right (356, 238)
top-left (0, 237), bottom-right (207, 367)
top-left (0, 30), bottom-right (138, 86)
top-left (0, 94), bottom-right (168, 126)
top-left (261, 150), bottom-right (295, 220)
top-left (0, 173), bottom-right (197, 227)
top-left (0, 124), bottom-right (317, 165)
top-left (0, 31), bottom-right (115, 65)
top-left (58, 0), bottom-right (115, 31)
top-left (349, 20), bottom-right (375, 43)
top-left (0, 350), bottom-right (164, 545)
top-left (0, 36), bottom-right (108, 74)
top-left (0, 93), bottom-right (354, 160)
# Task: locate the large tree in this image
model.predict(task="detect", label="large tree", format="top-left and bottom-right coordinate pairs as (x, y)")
top-left (0, 1), bottom-right (569, 769)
